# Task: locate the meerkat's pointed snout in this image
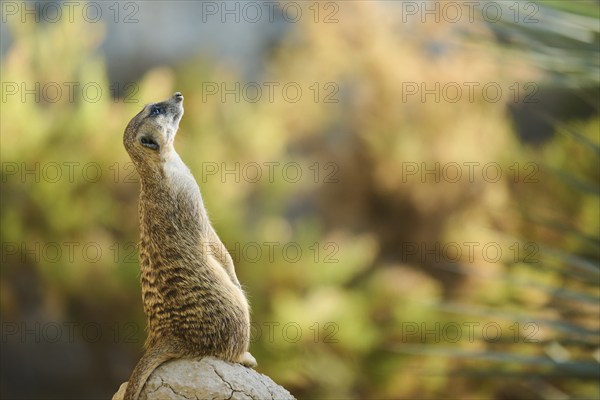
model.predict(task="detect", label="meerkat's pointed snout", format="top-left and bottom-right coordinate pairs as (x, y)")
top-left (169, 92), bottom-right (184, 123)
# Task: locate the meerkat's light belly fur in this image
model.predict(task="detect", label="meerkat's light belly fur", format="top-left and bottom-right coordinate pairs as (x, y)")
top-left (163, 150), bottom-right (249, 315)
top-left (140, 154), bottom-right (250, 356)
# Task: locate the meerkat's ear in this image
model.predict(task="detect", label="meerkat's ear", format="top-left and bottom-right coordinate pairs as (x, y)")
top-left (139, 135), bottom-right (159, 150)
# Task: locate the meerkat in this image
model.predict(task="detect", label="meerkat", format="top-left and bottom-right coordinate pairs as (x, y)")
top-left (122, 92), bottom-right (256, 400)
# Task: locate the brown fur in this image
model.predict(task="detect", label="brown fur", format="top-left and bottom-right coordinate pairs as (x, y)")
top-left (122, 93), bottom-right (256, 400)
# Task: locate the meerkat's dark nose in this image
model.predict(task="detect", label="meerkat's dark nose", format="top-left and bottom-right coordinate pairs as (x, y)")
top-left (173, 92), bottom-right (183, 102)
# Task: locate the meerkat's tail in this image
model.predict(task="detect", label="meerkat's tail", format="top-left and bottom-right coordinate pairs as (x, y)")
top-left (123, 343), bottom-right (179, 400)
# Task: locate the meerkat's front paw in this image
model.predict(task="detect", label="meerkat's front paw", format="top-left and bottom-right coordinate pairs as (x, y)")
top-left (238, 352), bottom-right (257, 368)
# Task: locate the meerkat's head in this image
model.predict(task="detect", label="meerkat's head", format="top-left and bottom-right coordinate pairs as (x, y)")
top-left (123, 92), bottom-right (184, 166)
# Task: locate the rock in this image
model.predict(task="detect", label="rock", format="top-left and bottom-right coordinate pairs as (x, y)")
top-left (113, 357), bottom-right (295, 400)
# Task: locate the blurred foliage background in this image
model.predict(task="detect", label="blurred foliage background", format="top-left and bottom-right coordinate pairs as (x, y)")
top-left (1, 1), bottom-right (599, 399)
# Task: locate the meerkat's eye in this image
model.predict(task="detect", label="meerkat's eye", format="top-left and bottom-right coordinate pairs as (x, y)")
top-left (139, 135), bottom-right (159, 150)
top-left (150, 105), bottom-right (163, 116)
